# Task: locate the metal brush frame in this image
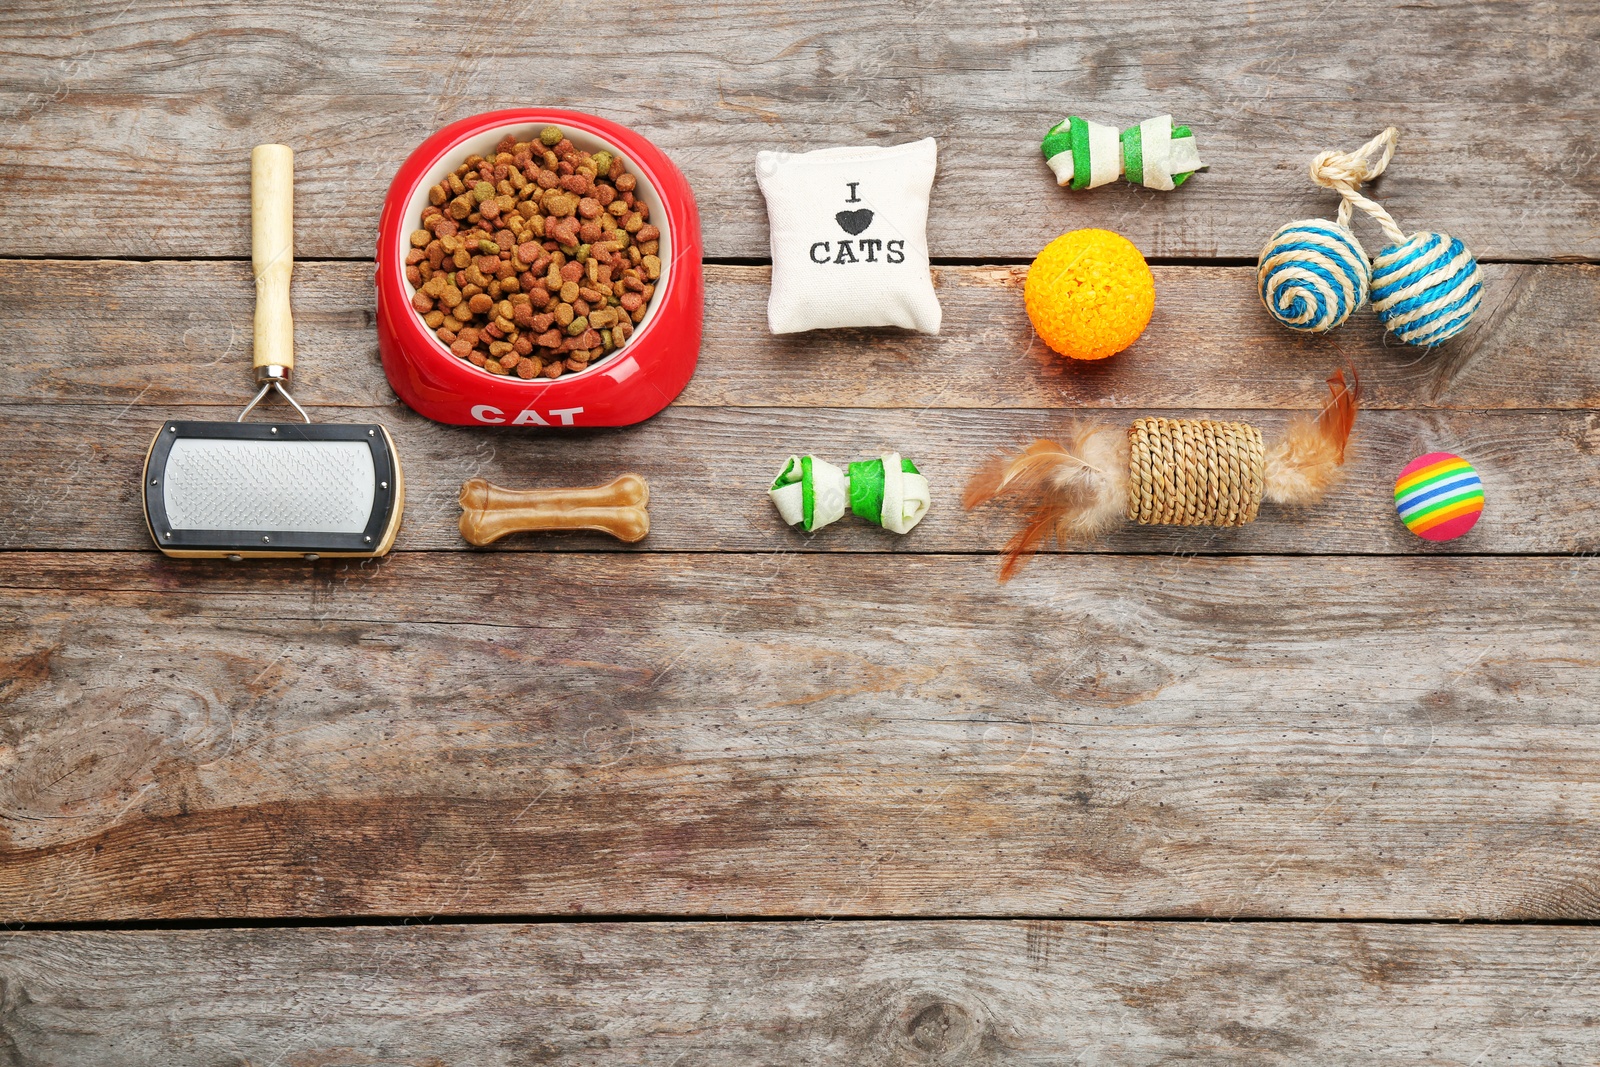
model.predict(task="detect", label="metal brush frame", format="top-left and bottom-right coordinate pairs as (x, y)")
top-left (144, 421), bottom-right (399, 555)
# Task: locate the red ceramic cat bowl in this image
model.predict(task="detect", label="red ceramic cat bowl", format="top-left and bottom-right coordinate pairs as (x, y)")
top-left (376, 108), bottom-right (703, 427)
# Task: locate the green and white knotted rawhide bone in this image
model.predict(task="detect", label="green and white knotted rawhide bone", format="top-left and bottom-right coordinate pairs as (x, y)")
top-left (769, 453), bottom-right (931, 534)
top-left (1042, 115), bottom-right (1204, 191)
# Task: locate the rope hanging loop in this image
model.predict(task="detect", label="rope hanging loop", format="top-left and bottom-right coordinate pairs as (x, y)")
top-left (1307, 126), bottom-right (1408, 245)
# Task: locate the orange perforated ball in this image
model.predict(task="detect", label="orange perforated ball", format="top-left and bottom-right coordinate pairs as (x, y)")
top-left (1024, 229), bottom-right (1155, 361)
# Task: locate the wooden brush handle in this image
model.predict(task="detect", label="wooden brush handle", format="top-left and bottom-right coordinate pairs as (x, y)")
top-left (459, 475), bottom-right (650, 545)
top-left (251, 144), bottom-right (295, 376)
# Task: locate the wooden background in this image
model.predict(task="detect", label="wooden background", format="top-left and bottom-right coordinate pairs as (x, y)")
top-left (2, 1), bottom-right (1599, 1062)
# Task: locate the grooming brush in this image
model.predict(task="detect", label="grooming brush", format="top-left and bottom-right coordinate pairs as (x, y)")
top-left (143, 144), bottom-right (405, 560)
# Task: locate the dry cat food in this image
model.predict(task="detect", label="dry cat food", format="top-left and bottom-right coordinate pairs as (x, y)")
top-left (406, 125), bottom-right (663, 379)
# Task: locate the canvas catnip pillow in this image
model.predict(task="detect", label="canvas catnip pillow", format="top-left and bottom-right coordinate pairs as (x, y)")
top-left (755, 138), bottom-right (941, 335)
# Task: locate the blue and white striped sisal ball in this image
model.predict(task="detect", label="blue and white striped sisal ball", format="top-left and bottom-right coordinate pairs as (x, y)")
top-left (1257, 219), bottom-right (1370, 333)
top-left (1369, 231), bottom-right (1483, 347)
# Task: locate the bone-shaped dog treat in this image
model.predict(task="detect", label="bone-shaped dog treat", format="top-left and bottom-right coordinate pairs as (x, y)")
top-left (458, 475), bottom-right (650, 545)
top-left (1041, 115), bottom-right (1203, 191)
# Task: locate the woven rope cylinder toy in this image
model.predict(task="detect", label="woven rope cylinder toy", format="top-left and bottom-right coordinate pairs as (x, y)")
top-left (965, 370), bottom-right (1359, 580)
top-left (1127, 418), bottom-right (1265, 526)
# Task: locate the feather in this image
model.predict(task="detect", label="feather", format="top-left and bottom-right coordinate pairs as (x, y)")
top-left (964, 423), bottom-right (1129, 580)
top-left (1263, 367), bottom-right (1361, 505)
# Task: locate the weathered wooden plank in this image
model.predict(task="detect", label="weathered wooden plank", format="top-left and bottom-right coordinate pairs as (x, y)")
top-left (5, 260), bottom-right (1598, 412)
top-left (0, 1), bottom-right (1595, 260)
top-left (1, 402), bottom-right (1595, 553)
top-left (2, 921), bottom-right (1597, 1065)
top-left (3, 551), bottom-right (1598, 921)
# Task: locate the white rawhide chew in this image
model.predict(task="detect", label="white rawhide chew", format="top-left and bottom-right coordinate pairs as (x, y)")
top-left (1041, 115), bottom-right (1204, 191)
top-left (769, 453), bottom-right (931, 534)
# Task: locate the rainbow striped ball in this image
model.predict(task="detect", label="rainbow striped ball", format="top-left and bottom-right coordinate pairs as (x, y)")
top-left (1370, 232), bottom-right (1483, 347)
top-left (1257, 219), bottom-right (1370, 333)
top-left (1393, 452), bottom-right (1484, 541)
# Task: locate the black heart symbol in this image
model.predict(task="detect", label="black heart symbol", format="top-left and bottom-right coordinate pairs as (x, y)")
top-left (835, 208), bottom-right (874, 236)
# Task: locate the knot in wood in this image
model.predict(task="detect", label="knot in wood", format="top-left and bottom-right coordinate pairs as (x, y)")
top-left (894, 996), bottom-right (984, 1063)
top-left (1126, 417), bottom-right (1265, 526)
top-left (908, 1001), bottom-right (969, 1052)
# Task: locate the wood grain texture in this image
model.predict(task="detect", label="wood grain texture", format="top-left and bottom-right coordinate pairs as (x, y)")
top-left (0, 1), bottom-right (1595, 260)
top-left (3, 921), bottom-right (1599, 1065)
top-left (3, 402), bottom-right (1597, 553)
top-left (3, 551), bottom-right (1598, 922)
top-left (5, 260), bottom-right (1598, 412)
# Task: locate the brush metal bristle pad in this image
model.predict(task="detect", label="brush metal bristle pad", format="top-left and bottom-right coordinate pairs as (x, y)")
top-left (144, 421), bottom-right (398, 554)
top-left (163, 438), bottom-right (375, 532)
